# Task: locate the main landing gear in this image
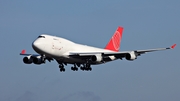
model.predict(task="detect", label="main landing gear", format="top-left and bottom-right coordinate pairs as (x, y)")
top-left (71, 63), bottom-right (92, 71)
top-left (58, 63), bottom-right (92, 72)
top-left (80, 64), bottom-right (92, 71)
top-left (59, 64), bottom-right (65, 72)
top-left (71, 64), bottom-right (78, 71)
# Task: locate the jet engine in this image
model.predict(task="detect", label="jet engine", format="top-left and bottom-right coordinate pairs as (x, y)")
top-left (91, 54), bottom-right (103, 62)
top-left (33, 56), bottom-right (44, 64)
top-left (23, 56), bottom-right (33, 64)
top-left (125, 51), bottom-right (137, 61)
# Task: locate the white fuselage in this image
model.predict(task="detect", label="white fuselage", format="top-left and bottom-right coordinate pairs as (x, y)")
top-left (32, 34), bottom-right (114, 64)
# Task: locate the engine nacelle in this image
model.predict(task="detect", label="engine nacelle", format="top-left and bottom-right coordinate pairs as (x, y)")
top-left (33, 56), bottom-right (44, 64)
top-left (91, 54), bottom-right (103, 62)
top-left (125, 51), bottom-right (137, 61)
top-left (23, 56), bottom-right (33, 64)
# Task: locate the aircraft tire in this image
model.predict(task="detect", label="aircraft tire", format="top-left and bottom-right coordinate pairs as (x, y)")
top-left (60, 68), bottom-right (65, 72)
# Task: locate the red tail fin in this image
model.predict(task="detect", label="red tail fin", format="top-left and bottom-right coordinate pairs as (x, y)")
top-left (105, 26), bottom-right (123, 52)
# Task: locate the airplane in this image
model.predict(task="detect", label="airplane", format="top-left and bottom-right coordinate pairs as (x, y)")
top-left (20, 26), bottom-right (176, 72)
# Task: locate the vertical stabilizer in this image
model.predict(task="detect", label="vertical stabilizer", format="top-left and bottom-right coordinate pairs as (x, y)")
top-left (105, 26), bottom-right (123, 52)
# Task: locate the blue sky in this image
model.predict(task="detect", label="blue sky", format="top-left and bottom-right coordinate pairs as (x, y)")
top-left (0, 0), bottom-right (180, 101)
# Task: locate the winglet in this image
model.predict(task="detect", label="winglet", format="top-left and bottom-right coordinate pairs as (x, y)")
top-left (171, 44), bottom-right (176, 49)
top-left (105, 26), bottom-right (124, 52)
top-left (21, 50), bottom-right (26, 54)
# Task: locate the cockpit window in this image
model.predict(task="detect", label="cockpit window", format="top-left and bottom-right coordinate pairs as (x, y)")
top-left (38, 36), bottom-right (45, 38)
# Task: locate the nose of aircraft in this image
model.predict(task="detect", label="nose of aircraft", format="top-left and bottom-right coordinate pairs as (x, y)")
top-left (32, 40), bottom-right (42, 51)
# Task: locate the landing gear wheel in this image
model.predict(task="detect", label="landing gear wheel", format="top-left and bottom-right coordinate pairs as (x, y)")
top-left (60, 68), bottom-right (65, 72)
top-left (71, 64), bottom-right (79, 71)
top-left (80, 63), bottom-right (92, 71)
top-left (89, 67), bottom-right (92, 71)
top-left (71, 67), bottom-right (75, 71)
top-left (71, 67), bottom-right (78, 71)
top-left (59, 64), bottom-right (64, 68)
top-left (85, 67), bottom-right (88, 71)
top-left (80, 67), bottom-right (84, 71)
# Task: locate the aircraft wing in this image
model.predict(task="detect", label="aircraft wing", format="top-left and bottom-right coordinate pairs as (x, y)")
top-left (69, 44), bottom-right (176, 60)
